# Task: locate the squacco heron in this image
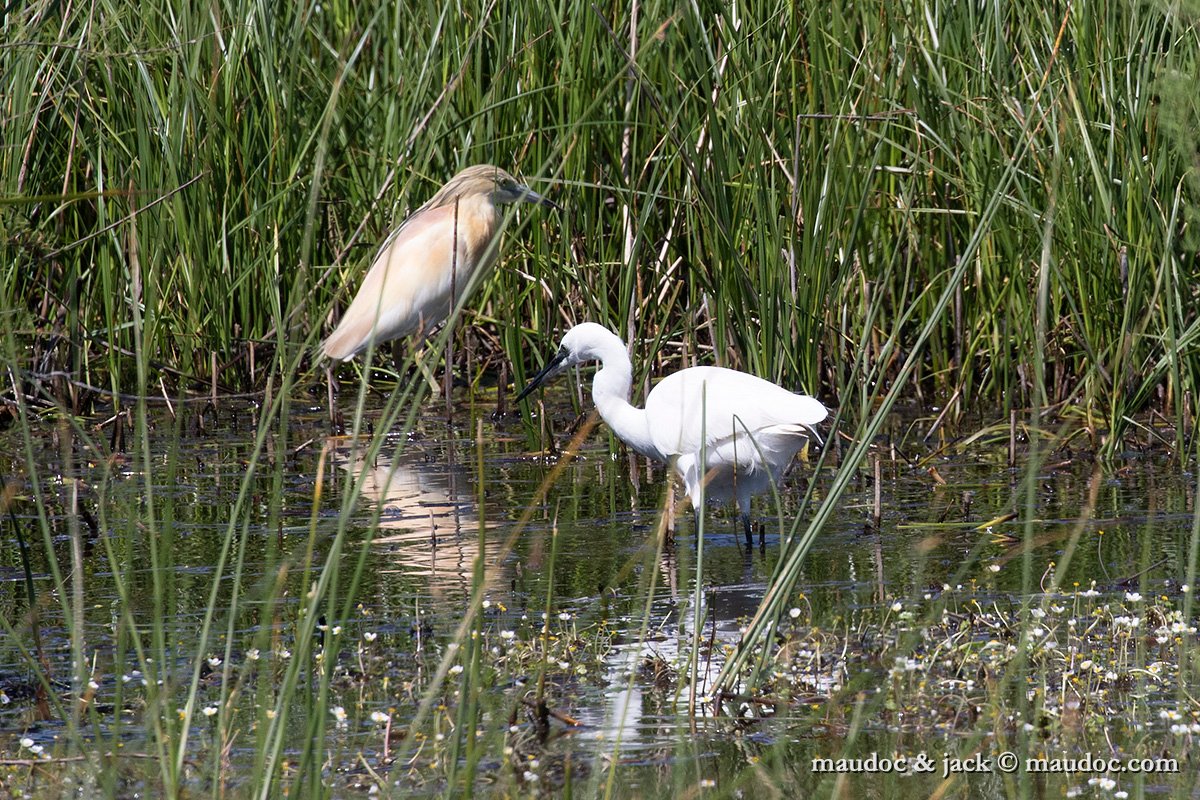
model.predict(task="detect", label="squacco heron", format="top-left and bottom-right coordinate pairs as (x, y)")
top-left (322, 165), bottom-right (559, 361)
top-left (516, 323), bottom-right (828, 546)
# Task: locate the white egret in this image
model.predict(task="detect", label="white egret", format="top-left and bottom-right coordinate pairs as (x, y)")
top-left (516, 323), bottom-right (827, 544)
top-left (322, 164), bottom-right (559, 361)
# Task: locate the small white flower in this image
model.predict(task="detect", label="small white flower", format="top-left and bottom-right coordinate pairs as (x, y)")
top-left (19, 737), bottom-right (34, 749)
top-left (988, 564), bottom-right (1001, 573)
top-left (558, 611), bottom-right (572, 621)
top-left (500, 630), bottom-right (516, 640)
top-left (247, 648), bottom-right (261, 661)
top-left (363, 632), bottom-right (377, 642)
top-left (1030, 608), bottom-right (1046, 619)
top-left (482, 600), bottom-right (492, 610)
top-left (332, 706), bottom-right (347, 722)
top-left (88, 680), bottom-right (100, 690)
top-left (207, 656), bottom-right (222, 667)
top-left (370, 711), bottom-right (390, 724)
top-left (890, 601), bottom-right (903, 613)
top-left (449, 665), bottom-right (464, 675)
top-left (788, 607), bottom-right (802, 619)
top-left (203, 706), bottom-right (218, 717)
top-left (1125, 592), bottom-right (1142, 602)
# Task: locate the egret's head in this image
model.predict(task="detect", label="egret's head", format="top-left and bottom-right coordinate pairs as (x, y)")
top-left (429, 164), bottom-right (561, 211)
top-left (515, 323), bottom-right (622, 402)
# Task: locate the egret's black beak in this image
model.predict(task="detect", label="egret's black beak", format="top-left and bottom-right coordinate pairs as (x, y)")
top-left (515, 348), bottom-right (568, 403)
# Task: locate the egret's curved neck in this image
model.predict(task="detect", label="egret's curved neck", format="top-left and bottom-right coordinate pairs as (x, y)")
top-left (589, 339), bottom-right (660, 461)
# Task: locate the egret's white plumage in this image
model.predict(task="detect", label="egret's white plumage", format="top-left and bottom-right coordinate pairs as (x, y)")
top-left (517, 323), bottom-right (828, 542)
top-left (322, 165), bottom-right (559, 361)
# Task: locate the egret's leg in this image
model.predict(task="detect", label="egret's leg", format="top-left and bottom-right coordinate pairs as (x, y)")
top-left (741, 512), bottom-right (753, 548)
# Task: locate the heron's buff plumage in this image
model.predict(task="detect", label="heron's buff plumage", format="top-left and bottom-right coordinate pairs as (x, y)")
top-left (322, 165), bottom-right (544, 361)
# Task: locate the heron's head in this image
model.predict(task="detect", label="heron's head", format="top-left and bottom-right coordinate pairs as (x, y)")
top-left (429, 164), bottom-right (561, 210)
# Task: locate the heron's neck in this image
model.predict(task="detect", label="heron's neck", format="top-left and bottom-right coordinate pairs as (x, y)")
top-left (591, 344), bottom-right (660, 461)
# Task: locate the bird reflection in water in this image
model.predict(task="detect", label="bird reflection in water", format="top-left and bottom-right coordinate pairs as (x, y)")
top-left (333, 441), bottom-right (506, 596)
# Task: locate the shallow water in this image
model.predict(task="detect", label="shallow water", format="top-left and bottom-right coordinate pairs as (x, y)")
top-left (0, 389), bottom-right (1194, 797)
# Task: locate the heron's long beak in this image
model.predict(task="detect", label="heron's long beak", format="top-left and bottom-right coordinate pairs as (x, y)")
top-left (515, 349), bottom-right (568, 402)
top-left (516, 184), bottom-right (563, 212)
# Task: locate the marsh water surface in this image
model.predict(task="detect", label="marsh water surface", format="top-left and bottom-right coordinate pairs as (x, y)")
top-left (1, 389), bottom-right (1194, 797)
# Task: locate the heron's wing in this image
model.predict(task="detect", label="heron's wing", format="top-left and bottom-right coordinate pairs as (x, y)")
top-left (322, 204), bottom-right (471, 359)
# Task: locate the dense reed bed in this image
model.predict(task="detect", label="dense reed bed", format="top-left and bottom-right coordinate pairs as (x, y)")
top-left (2, 0), bottom-right (1197, 432)
top-left (3, 0), bottom-right (1200, 798)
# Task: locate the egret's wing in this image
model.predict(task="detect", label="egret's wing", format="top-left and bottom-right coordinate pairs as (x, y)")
top-left (645, 367), bottom-right (827, 464)
top-left (322, 204), bottom-right (466, 359)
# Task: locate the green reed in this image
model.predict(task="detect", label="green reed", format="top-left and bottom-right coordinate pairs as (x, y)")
top-left (2, 0), bottom-right (1197, 433)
